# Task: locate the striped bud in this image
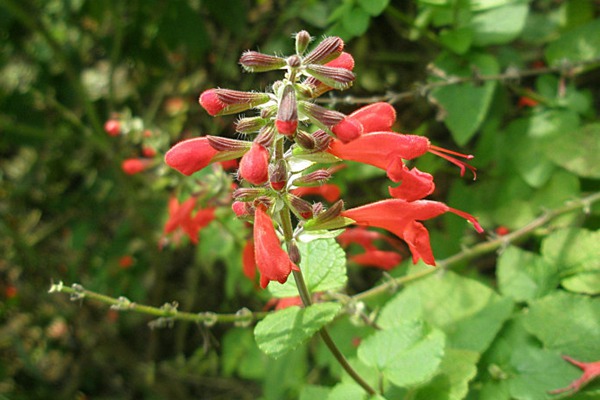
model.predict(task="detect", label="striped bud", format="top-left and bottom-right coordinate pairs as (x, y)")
top-left (299, 101), bottom-right (345, 130)
top-left (207, 136), bottom-right (252, 152)
top-left (255, 124), bottom-right (276, 147)
top-left (287, 194), bottom-right (314, 219)
top-left (295, 30), bottom-right (312, 56)
top-left (239, 51), bottom-right (287, 72)
top-left (294, 129), bottom-right (317, 150)
top-left (305, 65), bottom-right (355, 91)
top-left (303, 36), bottom-right (344, 65)
top-left (269, 160), bottom-right (287, 191)
top-left (292, 169), bottom-right (332, 186)
top-left (312, 129), bottom-right (332, 152)
top-left (276, 84), bottom-right (298, 135)
top-left (199, 89), bottom-right (270, 116)
top-left (235, 116), bottom-right (267, 134)
top-left (233, 188), bottom-right (266, 201)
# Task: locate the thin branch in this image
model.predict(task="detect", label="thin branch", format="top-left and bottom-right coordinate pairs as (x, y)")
top-left (352, 191), bottom-right (600, 302)
top-left (317, 57), bottom-right (600, 106)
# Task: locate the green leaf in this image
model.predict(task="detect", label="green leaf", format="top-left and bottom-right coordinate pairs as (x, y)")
top-left (254, 302), bottom-right (342, 359)
top-left (268, 238), bottom-right (347, 298)
top-left (300, 385), bottom-right (331, 400)
top-left (342, 6), bottom-right (370, 37)
top-left (478, 317), bottom-right (581, 399)
top-left (523, 291), bottom-right (600, 359)
top-left (358, 320), bottom-right (446, 388)
top-left (430, 52), bottom-right (499, 145)
top-left (378, 271), bottom-right (513, 353)
top-left (327, 383), bottom-right (368, 400)
top-left (439, 27), bottom-right (473, 54)
top-left (497, 246), bottom-right (560, 302)
top-left (357, 0), bottom-right (390, 16)
top-left (413, 349), bottom-right (479, 400)
top-left (469, 3), bottom-right (529, 46)
top-left (545, 19), bottom-right (600, 65)
top-left (542, 123), bottom-right (600, 179)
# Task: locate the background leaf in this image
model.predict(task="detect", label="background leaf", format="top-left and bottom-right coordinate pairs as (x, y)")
top-left (254, 302), bottom-right (342, 359)
top-left (545, 19), bottom-right (600, 65)
top-left (542, 123), bottom-right (600, 179)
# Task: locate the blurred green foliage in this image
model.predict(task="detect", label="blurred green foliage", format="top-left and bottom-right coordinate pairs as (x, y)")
top-left (1, 0), bottom-right (599, 399)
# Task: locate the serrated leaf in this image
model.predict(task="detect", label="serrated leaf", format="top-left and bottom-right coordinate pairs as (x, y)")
top-left (545, 19), bottom-right (600, 65)
top-left (255, 302), bottom-right (342, 359)
top-left (430, 52), bottom-right (499, 145)
top-left (497, 246), bottom-right (560, 302)
top-left (413, 349), bottom-right (479, 400)
top-left (469, 3), bottom-right (529, 46)
top-left (358, 320), bottom-right (446, 388)
top-left (378, 271), bottom-right (513, 353)
top-left (542, 123), bottom-right (600, 179)
top-left (541, 228), bottom-right (600, 295)
top-left (357, 0), bottom-right (389, 16)
top-left (268, 238), bottom-right (347, 298)
top-left (523, 291), bottom-right (600, 359)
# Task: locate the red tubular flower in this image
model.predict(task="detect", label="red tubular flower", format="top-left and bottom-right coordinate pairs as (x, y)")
top-left (346, 102), bottom-right (396, 133)
top-left (328, 132), bottom-right (477, 181)
top-left (253, 205), bottom-right (299, 288)
top-left (163, 197), bottom-right (215, 245)
top-left (341, 199), bottom-right (483, 266)
top-left (331, 118), bottom-right (363, 143)
top-left (350, 250), bottom-right (402, 271)
top-left (337, 226), bottom-right (385, 250)
top-left (122, 158), bottom-right (152, 175)
top-left (165, 137), bottom-right (219, 176)
top-left (242, 239), bottom-right (256, 280)
top-left (199, 88), bottom-right (270, 116)
top-left (291, 184), bottom-right (341, 202)
top-left (550, 356), bottom-right (600, 394)
top-left (239, 143), bottom-right (270, 185)
top-left (388, 164), bottom-right (435, 202)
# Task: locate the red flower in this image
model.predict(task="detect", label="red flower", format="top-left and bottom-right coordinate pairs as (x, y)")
top-left (163, 197), bottom-right (215, 245)
top-left (122, 158), bottom-right (152, 175)
top-left (550, 356), bottom-right (600, 395)
top-left (239, 143), bottom-right (269, 185)
top-left (331, 117), bottom-right (363, 143)
top-left (165, 137), bottom-right (219, 176)
top-left (291, 183), bottom-right (341, 202)
top-left (242, 239), bottom-right (256, 280)
top-left (104, 119), bottom-right (121, 136)
top-left (346, 102), bottom-right (396, 133)
top-left (518, 96), bottom-right (539, 108)
top-left (199, 88), bottom-right (270, 116)
top-left (388, 164), bottom-right (435, 201)
top-left (328, 132), bottom-right (476, 181)
top-left (118, 255), bottom-right (135, 269)
top-left (253, 205), bottom-right (299, 288)
top-left (350, 249), bottom-right (402, 270)
top-left (341, 199), bottom-right (483, 265)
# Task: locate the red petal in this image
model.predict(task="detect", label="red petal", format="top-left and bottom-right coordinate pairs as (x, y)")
top-left (239, 143), bottom-right (270, 185)
top-left (165, 137), bottom-right (218, 176)
top-left (348, 102), bottom-right (396, 133)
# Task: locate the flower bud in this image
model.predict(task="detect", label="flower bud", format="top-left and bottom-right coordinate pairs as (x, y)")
top-left (304, 52), bottom-right (355, 97)
top-left (276, 84), bottom-right (298, 135)
top-left (261, 105), bottom-right (278, 119)
top-left (104, 119), bottom-right (121, 136)
top-left (305, 64), bottom-right (355, 91)
top-left (239, 51), bottom-right (286, 72)
top-left (287, 241), bottom-right (301, 264)
top-left (122, 158), bottom-right (151, 175)
top-left (295, 30), bottom-right (312, 55)
top-left (232, 201), bottom-right (253, 218)
top-left (235, 116), bottom-right (267, 134)
top-left (294, 129), bottom-right (317, 150)
top-left (233, 187), bottom-right (266, 201)
top-left (287, 55), bottom-right (302, 68)
top-left (331, 117), bottom-right (364, 143)
top-left (287, 194), bottom-right (314, 219)
top-left (255, 124), bottom-right (276, 147)
top-left (316, 200), bottom-right (344, 222)
top-left (312, 129), bottom-right (332, 152)
top-left (299, 101), bottom-right (345, 129)
top-left (199, 89), bottom-right (270, 116)
top-left (292, 169), bottom-right (331, 186)
top-left (303, 36), bottom-right (344, 65)
top-left (239, 143), bottom-right (270, 185)
top-left (269, 159), bottom-right (287, 191)
top-left (207, 136), bottom-right (252, 152)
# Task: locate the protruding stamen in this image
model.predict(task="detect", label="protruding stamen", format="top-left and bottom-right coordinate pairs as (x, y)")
top-left (448, 207), bottom-right (484, 233)
top-left (428, 145), bottom-right (477, 180)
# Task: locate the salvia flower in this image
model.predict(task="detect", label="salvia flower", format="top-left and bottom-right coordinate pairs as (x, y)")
top-left (122, 158), bottom-right (152, 175)
top-left (341, 199), bottom-right (483, 266)
top-left (239, 51), bottom-right (287, 73)
top-left (253, 205), bottom-right (299, 288)
top-left (350, 250), bottom-right (402, 271)
top-left (239, 143), bottom-right (270, 185)
top-left (163, 197), bottom-right (216, 245)
top-left (165, 137), bottom-right (248, 176)
top-left (276, 84), bottom-right (298, 135)
top-left (199, 89), bottom-right (270, 116)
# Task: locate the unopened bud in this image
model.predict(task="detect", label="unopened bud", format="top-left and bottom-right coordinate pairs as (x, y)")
top-left (200, 89), bottom-right (270, 116)
top-left (255, 124), bottom-right (276, 147)
top-left (288, 241), bottom-right (301, 264)
top-left (232, 201), bottom-right (253, 218)
top-left (305, 65), bottom-right (355, 91)
top-left (303, 36), bottom-right (344, 65)
top-left (316, 200), bottom-right (344, 222)
top-left (312, 130), bottom-right (332, 152)
top-left (288, 194), bottom-right (314, 219)
top-left (287, 55), bottom-right (302, 68)
top-left (299, 101), bottom-right (345, 128)
top-left (312, 202), bottom-right (324, 216)
top-left (235, 116), bottom-right (267, 134)
top-left (207, 136), bottom-right (252, 152)
top-left (239, 143), bottom-right (270, 185)
top-left (239, 51), bottom-right (286, 72)
top-left (292, 169), bottom-right (331, 186)
top-left (233, 187), bottom-right (266, 201)
top-left (269, 159), bottom-right (287, 191)
top-left (276, 84), bottom-right (298, 135)
top-left (261, 105), bottom-right (278, 119)
top-left (295, 129), bottom-right (317, 150)
top-left (295, 30), bottom-right (312, 56)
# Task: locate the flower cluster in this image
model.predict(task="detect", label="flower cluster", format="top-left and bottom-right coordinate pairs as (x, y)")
top-left (165, 31), bottom-right (483, 288)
